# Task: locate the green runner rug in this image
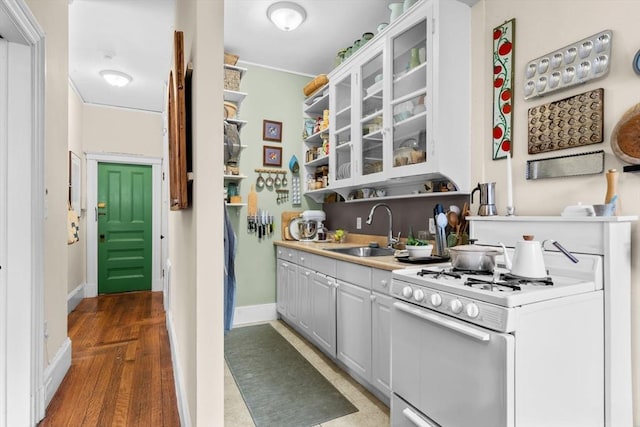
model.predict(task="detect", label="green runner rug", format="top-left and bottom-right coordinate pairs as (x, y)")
top-left (225, 323), bottom-right (358, 427)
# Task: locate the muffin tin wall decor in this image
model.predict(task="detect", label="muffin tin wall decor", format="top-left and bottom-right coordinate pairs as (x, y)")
top-left (524, 30), bottom-right (611, 100)
top-left (527, 88), bottom-right (603, 154)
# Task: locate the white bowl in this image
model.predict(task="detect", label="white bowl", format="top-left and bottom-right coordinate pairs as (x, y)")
top-left (406, 244), bottom-right (433, 258)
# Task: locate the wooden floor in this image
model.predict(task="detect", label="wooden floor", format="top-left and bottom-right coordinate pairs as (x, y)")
top-left (39, 291), bottom-right (180, 427)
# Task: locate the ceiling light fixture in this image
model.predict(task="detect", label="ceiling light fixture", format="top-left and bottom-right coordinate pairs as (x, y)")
top-left (99, 70), bottom-right (132, 87)
top-left (267, 1), bottom-right (306, 32)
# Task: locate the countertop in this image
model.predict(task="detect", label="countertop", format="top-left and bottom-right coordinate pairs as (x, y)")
top-left (274, 234), bottom-right (441, 271)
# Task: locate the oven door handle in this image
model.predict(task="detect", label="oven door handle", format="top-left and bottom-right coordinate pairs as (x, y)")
top-left (402, 407), bottom-right (437, 427)
top-left (394, 301), bottom-right (491, 342)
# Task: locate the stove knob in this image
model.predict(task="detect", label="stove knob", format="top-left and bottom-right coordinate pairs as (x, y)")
top-left (402, 286), bottom-right (413, 299)
top-left (413, 289), bottom-right (424, 302)
top-left (430, 293), bottom-right (442, 307)
top-left (465, 303), bottom-right (479, 318)
top-left (450, 299), bottom-right (463, 314)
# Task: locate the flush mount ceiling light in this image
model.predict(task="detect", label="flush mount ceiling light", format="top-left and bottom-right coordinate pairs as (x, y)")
top-left (99, 70), bottom-right (132, 87)
top-left (267, 1), bottom-right (306, 32)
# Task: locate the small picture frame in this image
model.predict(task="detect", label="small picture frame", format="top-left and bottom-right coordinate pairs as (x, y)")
top-left (69, 151), bottom-right (81, 216)
top-left (263, 145), bottom-right (282, 167)
top-left (263, 119), bottom-right (282, 142)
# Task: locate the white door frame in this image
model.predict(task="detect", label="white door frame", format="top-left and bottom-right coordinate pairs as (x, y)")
top-left (85, 153), bottom-right (163, 297)
top-left (0, 1), bottom-right (45, 425)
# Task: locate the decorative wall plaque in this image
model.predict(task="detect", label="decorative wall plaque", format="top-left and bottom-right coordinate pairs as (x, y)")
top-left (492, 18), bottom-right (515, 160)
top-left (527, 88), bottom-right (603, 154)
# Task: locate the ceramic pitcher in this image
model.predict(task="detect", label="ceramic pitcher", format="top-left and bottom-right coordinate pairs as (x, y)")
top-left (389, 3), bottom-right (403, 21)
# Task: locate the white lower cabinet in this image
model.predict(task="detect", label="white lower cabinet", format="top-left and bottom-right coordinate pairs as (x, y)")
top-left (275, 248), bottom-right (392, 403)
top-left (297, 266), bottom-right (312, 335)
top-left (337, 280), bottom-right (372, 382)
top-left (309, 271), bottom-right (337, 358)
top-left (372, 292), bottom-right (393, 397)
top-left (276, 254), bottom-right (298, 323)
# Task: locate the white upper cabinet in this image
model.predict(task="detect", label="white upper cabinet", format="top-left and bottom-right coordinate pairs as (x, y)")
top-left (319, 0), bottom-right (471, 201)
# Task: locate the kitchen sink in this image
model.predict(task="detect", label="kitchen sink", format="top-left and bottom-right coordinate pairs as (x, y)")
top-left (324, 246), bottom-right (395, 257)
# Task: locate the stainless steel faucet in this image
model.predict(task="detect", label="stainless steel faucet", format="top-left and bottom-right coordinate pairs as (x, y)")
top-left (366, 203), bottom-right (397, 248)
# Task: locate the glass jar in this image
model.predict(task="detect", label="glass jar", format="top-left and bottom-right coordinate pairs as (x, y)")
top-left (335, 48), bottom-right (347, 66)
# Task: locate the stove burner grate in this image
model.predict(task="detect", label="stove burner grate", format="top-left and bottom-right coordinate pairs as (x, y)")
top-left (500, 273), bottom-right (554, 286)
top-left (452, 268), bottom-right (494, 276)
top-left (417, 269), bottom-right (462, 279)
top-left (464, 277), bottom-right (522, 292)
top-left (464, 274), bottom-right (554, 292)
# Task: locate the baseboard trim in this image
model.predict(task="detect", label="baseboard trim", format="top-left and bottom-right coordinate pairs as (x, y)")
top-left (43, 337), bottom-right (72, 407)
top-left (166, 313), bottom-right (191, 427)
top-left (85, 281), bottom-right (97, 298)
top-left (67, 283), bottom-right (85, 314)
top-left (233, 303), bottom-right (278, 326)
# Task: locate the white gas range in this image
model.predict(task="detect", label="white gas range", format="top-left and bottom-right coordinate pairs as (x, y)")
top-left (389, 215), bottom-right (636, 427)
top-left (391, 249), bottom-right (602, 332)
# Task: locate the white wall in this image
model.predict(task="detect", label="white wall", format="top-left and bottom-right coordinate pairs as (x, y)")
top-left (68, 86), bottom-right (84, 294)
top-left (82, 104), bottom-right (163, 157)
top-left (170, 0), bottom-right (224, 424)
top-left (25, 0), bottom-right (69, 379)
top-left (471, 1), bottom-right (640, 423)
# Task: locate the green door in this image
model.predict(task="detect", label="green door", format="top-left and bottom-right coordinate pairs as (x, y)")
top-left (98, 163), bottom-right (152, 293)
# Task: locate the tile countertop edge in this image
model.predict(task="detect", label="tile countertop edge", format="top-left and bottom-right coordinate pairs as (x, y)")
top-left (273, 239), bottom-right (427, 271)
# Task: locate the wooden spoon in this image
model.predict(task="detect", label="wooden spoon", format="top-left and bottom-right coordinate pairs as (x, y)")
top-left (447, 211), bottom-right (459, 229)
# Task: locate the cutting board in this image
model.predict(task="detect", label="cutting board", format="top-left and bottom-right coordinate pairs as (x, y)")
top-left (281, 211), bottom-right (302, 240)
top-left (247, 184), bottom-right (258, 216)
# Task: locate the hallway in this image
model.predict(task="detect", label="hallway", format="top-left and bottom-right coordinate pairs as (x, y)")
top-left (38, 292), bottom-right (180, 426)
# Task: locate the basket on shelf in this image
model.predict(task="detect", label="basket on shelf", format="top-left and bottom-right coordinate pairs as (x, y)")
top-left (224, 68), bottom-right (241, 91)
top-left (224, 52), bottom-right (239, 66)
top-left (224, 101), bottom-right (238, 119)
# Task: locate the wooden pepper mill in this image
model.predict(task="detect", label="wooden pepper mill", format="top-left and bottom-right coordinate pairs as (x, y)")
top-left (605, 168), bottom-right (618, 215)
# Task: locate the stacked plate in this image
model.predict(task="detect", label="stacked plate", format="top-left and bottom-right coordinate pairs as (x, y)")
top-left (336, 162), bottom-right (351, 180)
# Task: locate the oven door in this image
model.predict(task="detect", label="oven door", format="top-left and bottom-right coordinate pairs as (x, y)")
top-left (392, 300), bottom-right (515, 427)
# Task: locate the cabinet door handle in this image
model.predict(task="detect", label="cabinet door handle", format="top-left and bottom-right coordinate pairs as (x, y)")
top-left (402, 407), bottom-right (435, 427)
top-left (371, 295), bottom-right (377, 302)
top-left (381, 279), bottom-right (388, 287)
top-left (394, 301), bottom-right (490, 342)
top-left (300, 256), bottom-right (305, 262)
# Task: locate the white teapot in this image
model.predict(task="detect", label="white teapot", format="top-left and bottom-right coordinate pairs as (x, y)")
top-left (499, 235), bottom-right (578, 279)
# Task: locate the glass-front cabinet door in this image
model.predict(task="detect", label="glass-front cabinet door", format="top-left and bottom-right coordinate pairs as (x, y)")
top-left (386, 10), bottom-right (431, 178)
top-left (329, 70), bottom-right (354, 187)
top-left (357, 43), bottom-right (385, 182)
